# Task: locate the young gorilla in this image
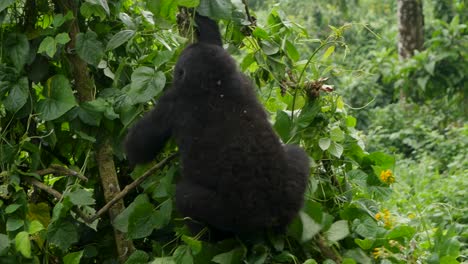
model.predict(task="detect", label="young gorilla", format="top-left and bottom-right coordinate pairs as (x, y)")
top-left (124, 14), bottom-right (310, 235)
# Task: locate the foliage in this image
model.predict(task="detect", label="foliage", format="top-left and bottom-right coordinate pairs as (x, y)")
top-left (0, 0), bottom-right (465, 264)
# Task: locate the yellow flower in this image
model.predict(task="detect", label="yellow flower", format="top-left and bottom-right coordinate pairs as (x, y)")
top-left (375, 212), bottom-right (382, 220)
top-left (373, 247), bottom-right (382, 259)
top-left (408, 213), bottom-right (416, 219)
top-left (375, 209), bottom-right (394, 229)
top-left (380, 169), bottom-right (395, 184)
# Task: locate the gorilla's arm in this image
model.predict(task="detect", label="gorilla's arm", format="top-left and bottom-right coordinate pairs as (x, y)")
top-left (124, 92), bottom-right (175, 165)
top-left (195, 14), bottom-right (222, 46)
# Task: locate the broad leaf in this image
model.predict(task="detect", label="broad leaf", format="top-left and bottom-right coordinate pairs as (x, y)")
top-left (86, 0), bottom-right (110, 14)
top-left (212, 248), bottom-right (246, 264)
top-left (66, 189), bottom-right (95, 206)
top-left (106, 30), bottom-right (135, 50)
top-left (285, 40), bottom-right (300, 62)
top-left (36, 75), bottom-right (77, 121)
top-left (0, 0), bottom-right (15, 12)
top-left (47, 220), bottom-right (79, 251)
top-left (178, 0), bottom-right (200, 8)
top-left (3, 77), bottom-right (28, 112)
top-left (329, 142), bottom-right (344, 158)
top-left (127, 201), bottom-right (159, 239)
top-left (173, 245), bottom-right (194, 264)
top-left (38, 36), bottom-right (57, 57)
top-left (128, 67), bottom-right (166, 103)
top-left (299, 211), bottom-right (321, 242)
top-left (15, 232), bottom-right (31, 258)
top-left (5, 33), bottom-right (30, 70)
top-left (326, 220), bottom-right (350, 242)
top-left (63, 251), bottom-right (84, 264)
top-left (55, 33), bottom-right (71, 45)
top-left (0, 234), bottom-right (10, 255)
top-left (198, 0), bottom-right (232, 19)
top-left (76, 31), bottom-right (104, 66)
top-left (318, 138), bottom-right (331, 151)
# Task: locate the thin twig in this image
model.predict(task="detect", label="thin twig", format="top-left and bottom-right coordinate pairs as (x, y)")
top-left (23, 177), bottom-right (93, 222)
top-left (242, 0), bottom-right (254, 24)
top-left (23, 177), bottom-right (62, 199)
top-left (85, 153), bottom-right (178, 223)
top-left (36, 164), bottom-right (88, 182)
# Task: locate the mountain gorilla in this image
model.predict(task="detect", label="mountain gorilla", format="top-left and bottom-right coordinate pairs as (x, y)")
top-left (124, 14), bottom-right (310, 236)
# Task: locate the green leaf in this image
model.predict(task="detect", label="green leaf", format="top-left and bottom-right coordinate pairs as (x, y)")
top-left (346, 116), bottom-right (357, 127)
top-left (80, 2), bottom-right (107, 20)
top-left (274, 110), bottom-right (292, 142)
top-left (5, 204), bottom-right (22, 214)
top-left (330, 127), bottom-right (345, 142)
top-left (28, 203), bottom-right (51, 228)
top-left (354, 238), bottom-right (374, 250)
top-left (328, 142), bottom-right (344, 158)
top-left (66, 188), bottom-right (95, 206)
top-left (177, 0), bottom-right (200, 8)
top-left (326, 220), bottom-right (349, 242)
top-left (285, 40), bottom-right (300, 62)
top-left (424, 61), bottom-right (436, 75)
top-left (261, 40), bottom-right (280, 55)
top-left (106, 30), bottom-right (135, 51)
top-left (3, 77), bottom-right (29, 112)
top-left (15, 231), bottom-right (31, 258)
top-left (85, 0), bottom-right (110, 15)
top-left (127, 201), bottom-right (159, 239)
top-left (182, 236), bottom-right (202, 255)
top-left (125, 250), bottom-right (150, 264)
top-left (114, 194), bottom-right (149, 232)
top-left (53, 12), bottom-right (74, 28)
top-left (367, 152), bottom-right (395, 168)
top-left (128, 67), bottom-right (166, 103)
top-left (147, 0), bottom-right (178, 21)
top-left (5, 33), bottom-right (30, 70)
top-left (47, 220), bottom-right (79, 251)
top-left (6, 217), bottom-right (24, 231)
top-left (55, 33), bottom-right (71, 45)
top-left (38, 36), bottom-right (57, 57)
top-left (319, 138), bottom-right (331, 151)
top-left (28, 220), bottom-right (45, 234)
top-left (174, 245), bottom-right (194, 264)
top-left (76, 31), bottom-right (104, 66)
top-left (252, 27), bottom-right (270, 40)
top-left (37, 75), bottom-right (77, 121)
top-left (322, 45), bottom-right (335, 61)
top-left (299, 211), bottom-right (321, 242)
top-left (0, 0), bottom-right (15, 12)
top-left (212, 248), bottom-right (246, 264)
top-left (78, 100), bottom-right (105, 126)
top-left (0, 234), bottom-right (10, 255)
top-left (198, 0), bottom-right (232, 19)
top-left (152, 257), bottom-right (176, 264)
top-left (386, 226), bottom-right (415, 240)
top-left (154, 50), bottom-right (174, 68)
top-left (63, 250), bottom-right (84, 264)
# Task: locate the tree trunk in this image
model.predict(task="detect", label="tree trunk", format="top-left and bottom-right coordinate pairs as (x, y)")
top-left (55, 0), bottom-right (134, 262)
top-left (397, 0), bottom-right (424, 60)
top-left (397, 0), bottom-right (424, 100)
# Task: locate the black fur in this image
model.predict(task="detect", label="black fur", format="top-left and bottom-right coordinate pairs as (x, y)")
top-left (124, 14), bottom-right (310, 234)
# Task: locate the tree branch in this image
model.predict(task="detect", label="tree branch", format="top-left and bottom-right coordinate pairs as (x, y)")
top-left (36, 164), bottom-right (88, 182)
top-left (85, 153), bottom-right (177, 223)
top-left (23, 177), bottom-right (94, 223)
